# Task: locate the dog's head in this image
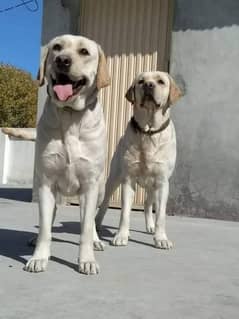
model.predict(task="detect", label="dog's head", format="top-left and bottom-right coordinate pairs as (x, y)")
top-left (38, 35), bottom-right (110, 110)
top-left (125, 71), bottom-right (182, 109)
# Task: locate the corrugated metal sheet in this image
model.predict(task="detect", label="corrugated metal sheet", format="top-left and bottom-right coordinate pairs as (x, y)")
top-left (78, 0), bottom-right (172, 208)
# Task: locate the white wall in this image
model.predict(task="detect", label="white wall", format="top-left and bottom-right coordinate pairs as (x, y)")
top-left (0, 130), bottom-right (35, 186)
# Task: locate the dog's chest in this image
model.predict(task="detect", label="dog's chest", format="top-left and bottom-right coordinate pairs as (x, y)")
top-left (43, 134), bottom-right (82, 166)
top-left (42, 133), bottom-right (104, 195)
top-left (123, 134), bottom-right (175, 187)
top-left (125, 143), bottom-right (160, 174)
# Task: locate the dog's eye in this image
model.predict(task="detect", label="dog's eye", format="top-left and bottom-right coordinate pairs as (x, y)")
top-left (53, 44), bottom-right (62, 51)
top-left (138, 79), bottom-right (144, 85)
top-left (79, 48), bottom-right (89, 55)
top-left (158, 79), bottom-right (165, 85)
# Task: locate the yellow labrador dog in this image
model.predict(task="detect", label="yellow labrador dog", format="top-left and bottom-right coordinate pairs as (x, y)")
top-left (21, 35), bottom-right (110, 274)
top-left (96, 71), bottom-right (182, 249)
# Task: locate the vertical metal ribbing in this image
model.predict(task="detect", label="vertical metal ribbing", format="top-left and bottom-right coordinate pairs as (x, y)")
top-left (78, 0), bottom-right (171, 208)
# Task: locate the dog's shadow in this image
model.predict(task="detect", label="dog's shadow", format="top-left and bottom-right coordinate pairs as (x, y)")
top-left (0, 221), bottom-right (154, 271)
top-left (52, 221), bottom-right (116, 246)
top-left (0, 222), bottom-right (115, 271)
top-left (51, 221), bottom-right (154, 248)
top-left (0, 228), bottom-right (35, 265)
top-left (52, 221), bottom-right (115, 238)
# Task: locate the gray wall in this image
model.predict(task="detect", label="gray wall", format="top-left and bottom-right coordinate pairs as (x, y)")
top-left (169, 0), bottom-right (239, 220)
top-left (37, 0), bottom-right (81, 118)
top-left (37, 0), bottom-right (71, 119)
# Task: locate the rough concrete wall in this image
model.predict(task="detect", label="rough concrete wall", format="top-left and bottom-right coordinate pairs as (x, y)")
top-left (169, 0), bottom-right (239, 220)
top-left (37, 0), bottom-right (80, 118)
top-left (37, 0), bottom-right (71, 119)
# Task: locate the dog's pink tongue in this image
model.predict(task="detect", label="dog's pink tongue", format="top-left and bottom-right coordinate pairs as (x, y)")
top-left (53, 84), bottom-right (73, 101)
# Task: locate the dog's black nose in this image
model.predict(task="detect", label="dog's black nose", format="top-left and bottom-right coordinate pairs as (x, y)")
top-left (55, 55), bottom-right (72, 70)
top-left (143, 81), bottom-right (155, 94)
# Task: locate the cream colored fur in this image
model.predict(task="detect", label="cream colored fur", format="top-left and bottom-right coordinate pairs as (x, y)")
top-left (96, 71), bottom-right (182, 249)
top-left (19, 35), bottom-right (110, 275)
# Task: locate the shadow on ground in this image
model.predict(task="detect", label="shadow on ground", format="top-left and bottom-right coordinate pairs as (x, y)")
top-left (51, 221), bottom-right (154, 248)
top-left (0, 188), bottom-right (32, 202)
top-left (0, 228), bottom-right (34, 265)
top-left (0, 228), bottom-right (78, 271)
top-left (0, 219), bottom-right (155, 270)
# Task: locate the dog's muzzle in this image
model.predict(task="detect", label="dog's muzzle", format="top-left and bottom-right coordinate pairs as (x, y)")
top-left (50, 72), bottom-right (88, 102)
top-left (141, 82), bottom-right (158, 106)
top-left (143, 81), bottom-right (155, 96)
top-left (55, 54), bottom-right (72, 72)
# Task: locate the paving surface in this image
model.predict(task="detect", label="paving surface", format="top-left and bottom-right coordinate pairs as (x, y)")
top-left (0, 198), bottom-right (239, 319)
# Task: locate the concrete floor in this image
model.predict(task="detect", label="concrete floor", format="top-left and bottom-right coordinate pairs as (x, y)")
top-left (0, 198), bottom-right (239, 319)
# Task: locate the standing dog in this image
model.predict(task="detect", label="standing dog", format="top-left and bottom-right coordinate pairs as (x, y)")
top-left (24, 35), bottom-right (110, 274)
top-left (96, 71), bottom-right (182, 249)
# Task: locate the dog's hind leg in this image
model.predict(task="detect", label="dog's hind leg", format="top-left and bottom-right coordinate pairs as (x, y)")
top-left (93, 222), bottom-right (105, 251)
top-left (95, 171), bottom-right (121, 230)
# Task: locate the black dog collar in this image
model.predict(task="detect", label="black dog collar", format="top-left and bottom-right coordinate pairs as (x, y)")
top-left (130, 117), bottom-right (170, 136)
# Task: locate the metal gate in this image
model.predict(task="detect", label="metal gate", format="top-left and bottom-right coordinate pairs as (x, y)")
top-left (78, 0), bottom-right (173, 208)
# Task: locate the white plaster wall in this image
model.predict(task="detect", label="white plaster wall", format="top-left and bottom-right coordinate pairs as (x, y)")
top-left (0, 130), bottom-right (35, 186)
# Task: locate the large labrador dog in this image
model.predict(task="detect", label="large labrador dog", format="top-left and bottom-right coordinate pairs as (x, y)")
top-left (96, 71), bottom-right (182, 249)
top-left (23, 35), bottom-right (110, 274)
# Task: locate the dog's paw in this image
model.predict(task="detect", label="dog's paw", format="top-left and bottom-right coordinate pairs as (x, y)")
top-left (78, 261), bottom-right (100, 275)
top-left (154, 238), bottom-right (173, 249)
top-left (111, 233), bottom-right (128, 246)
top-left (24, 258), bottom-right (48, 273)
top-left (146, 225), bottom-right (155, 234)
top-left (93, 240), bottom-right (105, 251)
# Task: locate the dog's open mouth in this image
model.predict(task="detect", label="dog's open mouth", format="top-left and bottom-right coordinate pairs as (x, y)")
top-left (141, 94), bottom-right (160, 107)
top-left (51, 73), bottom-right (87, 102)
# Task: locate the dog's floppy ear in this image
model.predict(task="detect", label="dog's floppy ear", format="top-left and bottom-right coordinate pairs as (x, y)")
top-left (125, 85), bottom-right (135, 104)
top-left (96, 46), bottom-right (110, 90)
top-left (37, 45), bottom-right (49, 87)
top-left (168, 74), bottom-right (183, 105)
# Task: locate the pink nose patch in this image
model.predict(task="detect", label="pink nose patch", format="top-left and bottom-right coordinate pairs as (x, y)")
top-left (53, 84), bottom-right (73, 101)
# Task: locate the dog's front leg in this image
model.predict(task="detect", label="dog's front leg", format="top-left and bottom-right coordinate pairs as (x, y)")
top-left (154, 179), bottom-right (173, 249)
top-left (28, 204), bottom-right (57, 247)
top-left (144, 191), bottom-right (155, 234)
top-left (112, 181), bottom-right (135, 246)
top-left (78, 184), bottom-right (100, 275)
top-left (80, 194), bottom-right (104, 252)
top-left (24, 184), bottom-right (56, 272)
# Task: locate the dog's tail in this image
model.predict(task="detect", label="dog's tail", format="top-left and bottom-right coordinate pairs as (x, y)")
top-left (1, 128), bottom-right (36, 141)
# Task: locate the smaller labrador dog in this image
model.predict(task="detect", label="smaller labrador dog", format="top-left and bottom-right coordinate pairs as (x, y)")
top-left (96, 71), bottom-right (182, 249)
top-left (21, 35), bottom-right (110, 275)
